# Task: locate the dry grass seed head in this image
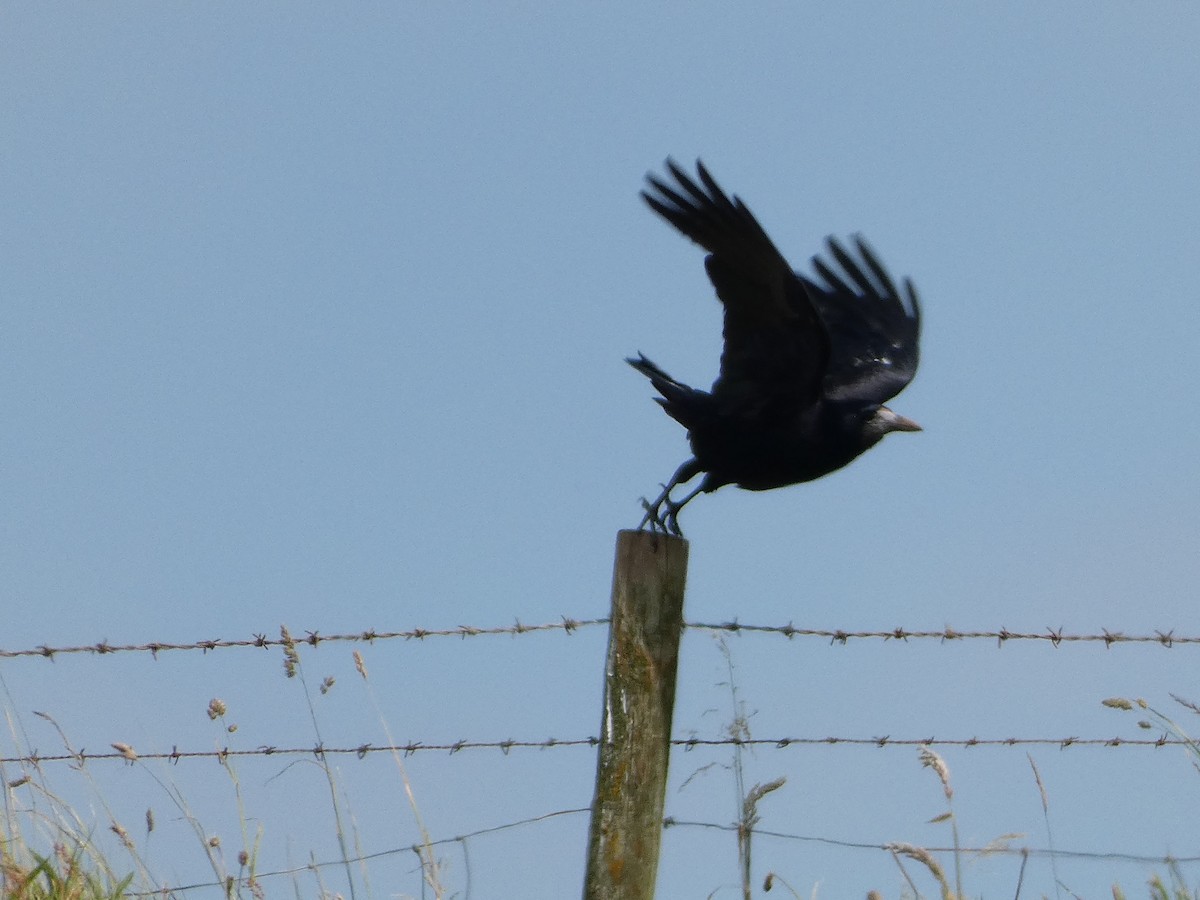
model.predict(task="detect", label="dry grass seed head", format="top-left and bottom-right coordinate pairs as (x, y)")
top-left (280, 625), bottom-right (299, 677)
top-left (919, 746), bottom-right (953, 802)
top-left (890, 842), bottom-right (947, 882)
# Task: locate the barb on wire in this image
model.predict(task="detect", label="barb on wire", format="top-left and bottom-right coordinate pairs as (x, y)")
top-left (3, 733), bottom-right (1187, 769)
top-left (0, 617), bottom-right (608, 661)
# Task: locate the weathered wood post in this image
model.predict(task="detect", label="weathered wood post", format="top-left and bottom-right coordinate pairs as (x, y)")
top-left (583, 529), bottom-right (689, 900)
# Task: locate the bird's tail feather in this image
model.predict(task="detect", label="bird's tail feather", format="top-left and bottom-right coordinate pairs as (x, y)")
top-left (627, 353), bottom-right (703, 427)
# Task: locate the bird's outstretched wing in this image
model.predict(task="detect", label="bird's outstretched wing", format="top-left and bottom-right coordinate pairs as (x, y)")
top-left (802, 236), bottom-right (921, 406)
top-left (642, 159), bottom-right (830, 415)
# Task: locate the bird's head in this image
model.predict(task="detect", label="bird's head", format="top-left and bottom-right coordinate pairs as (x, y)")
top-left (860, 405), bottom-right (922, 443)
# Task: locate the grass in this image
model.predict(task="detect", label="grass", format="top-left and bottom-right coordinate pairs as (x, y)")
top-left (691, 642), bottom-right (1200, 900)
top-left (845, 694), bottom-right (1200, 900)
top-left (0, 626), bottom-right (448, 900)
top-left (0, 843), bottom-right (133, 900)
top-left (4, 647), bottom-right (1200, 898)
top-left (0, 740), bottom-right (137, 900)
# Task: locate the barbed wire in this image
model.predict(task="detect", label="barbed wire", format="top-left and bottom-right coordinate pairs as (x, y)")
top-left (687, 622), bottom-right (1200, 647)
top-left (3, 732), bottom-right (1188, 769)
top-left (0, 618), bottom-right (608, 660)
top-left (2, 620), bottom-right (1197, 662)
top-left (672, 735), bottom-right (1191, 750)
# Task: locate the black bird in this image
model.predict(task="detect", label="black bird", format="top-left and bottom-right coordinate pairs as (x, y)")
top-left (631, 160), bottom-right (922, 536)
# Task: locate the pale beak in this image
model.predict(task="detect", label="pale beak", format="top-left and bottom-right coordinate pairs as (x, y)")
top-left (878, 407), bottom-right (922, 433)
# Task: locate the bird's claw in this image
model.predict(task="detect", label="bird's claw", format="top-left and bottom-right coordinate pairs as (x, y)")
top-left (637, 494), bottom-right (684, 537)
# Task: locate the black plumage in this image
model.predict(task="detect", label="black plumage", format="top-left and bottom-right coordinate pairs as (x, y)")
top-left (631, 160), bottom-right (922, 535)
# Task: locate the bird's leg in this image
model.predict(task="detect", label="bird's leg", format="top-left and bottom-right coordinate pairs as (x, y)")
top-left (660, 483), bottom-right (705, 536)
top-left (638, 485), bottom-right (673, 533)
top-left (637, 458), bottom-right (703, 536)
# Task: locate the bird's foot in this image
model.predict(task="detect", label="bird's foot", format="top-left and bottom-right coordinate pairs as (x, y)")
top-left (637, 493), bottom-right (684, 537)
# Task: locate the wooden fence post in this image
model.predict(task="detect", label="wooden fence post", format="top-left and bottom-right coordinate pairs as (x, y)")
top-left (583, 529), bottom-right (689, 900)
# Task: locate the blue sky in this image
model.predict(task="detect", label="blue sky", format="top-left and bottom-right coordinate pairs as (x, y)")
top-left (3, 4), bottom-right (1199, 898)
